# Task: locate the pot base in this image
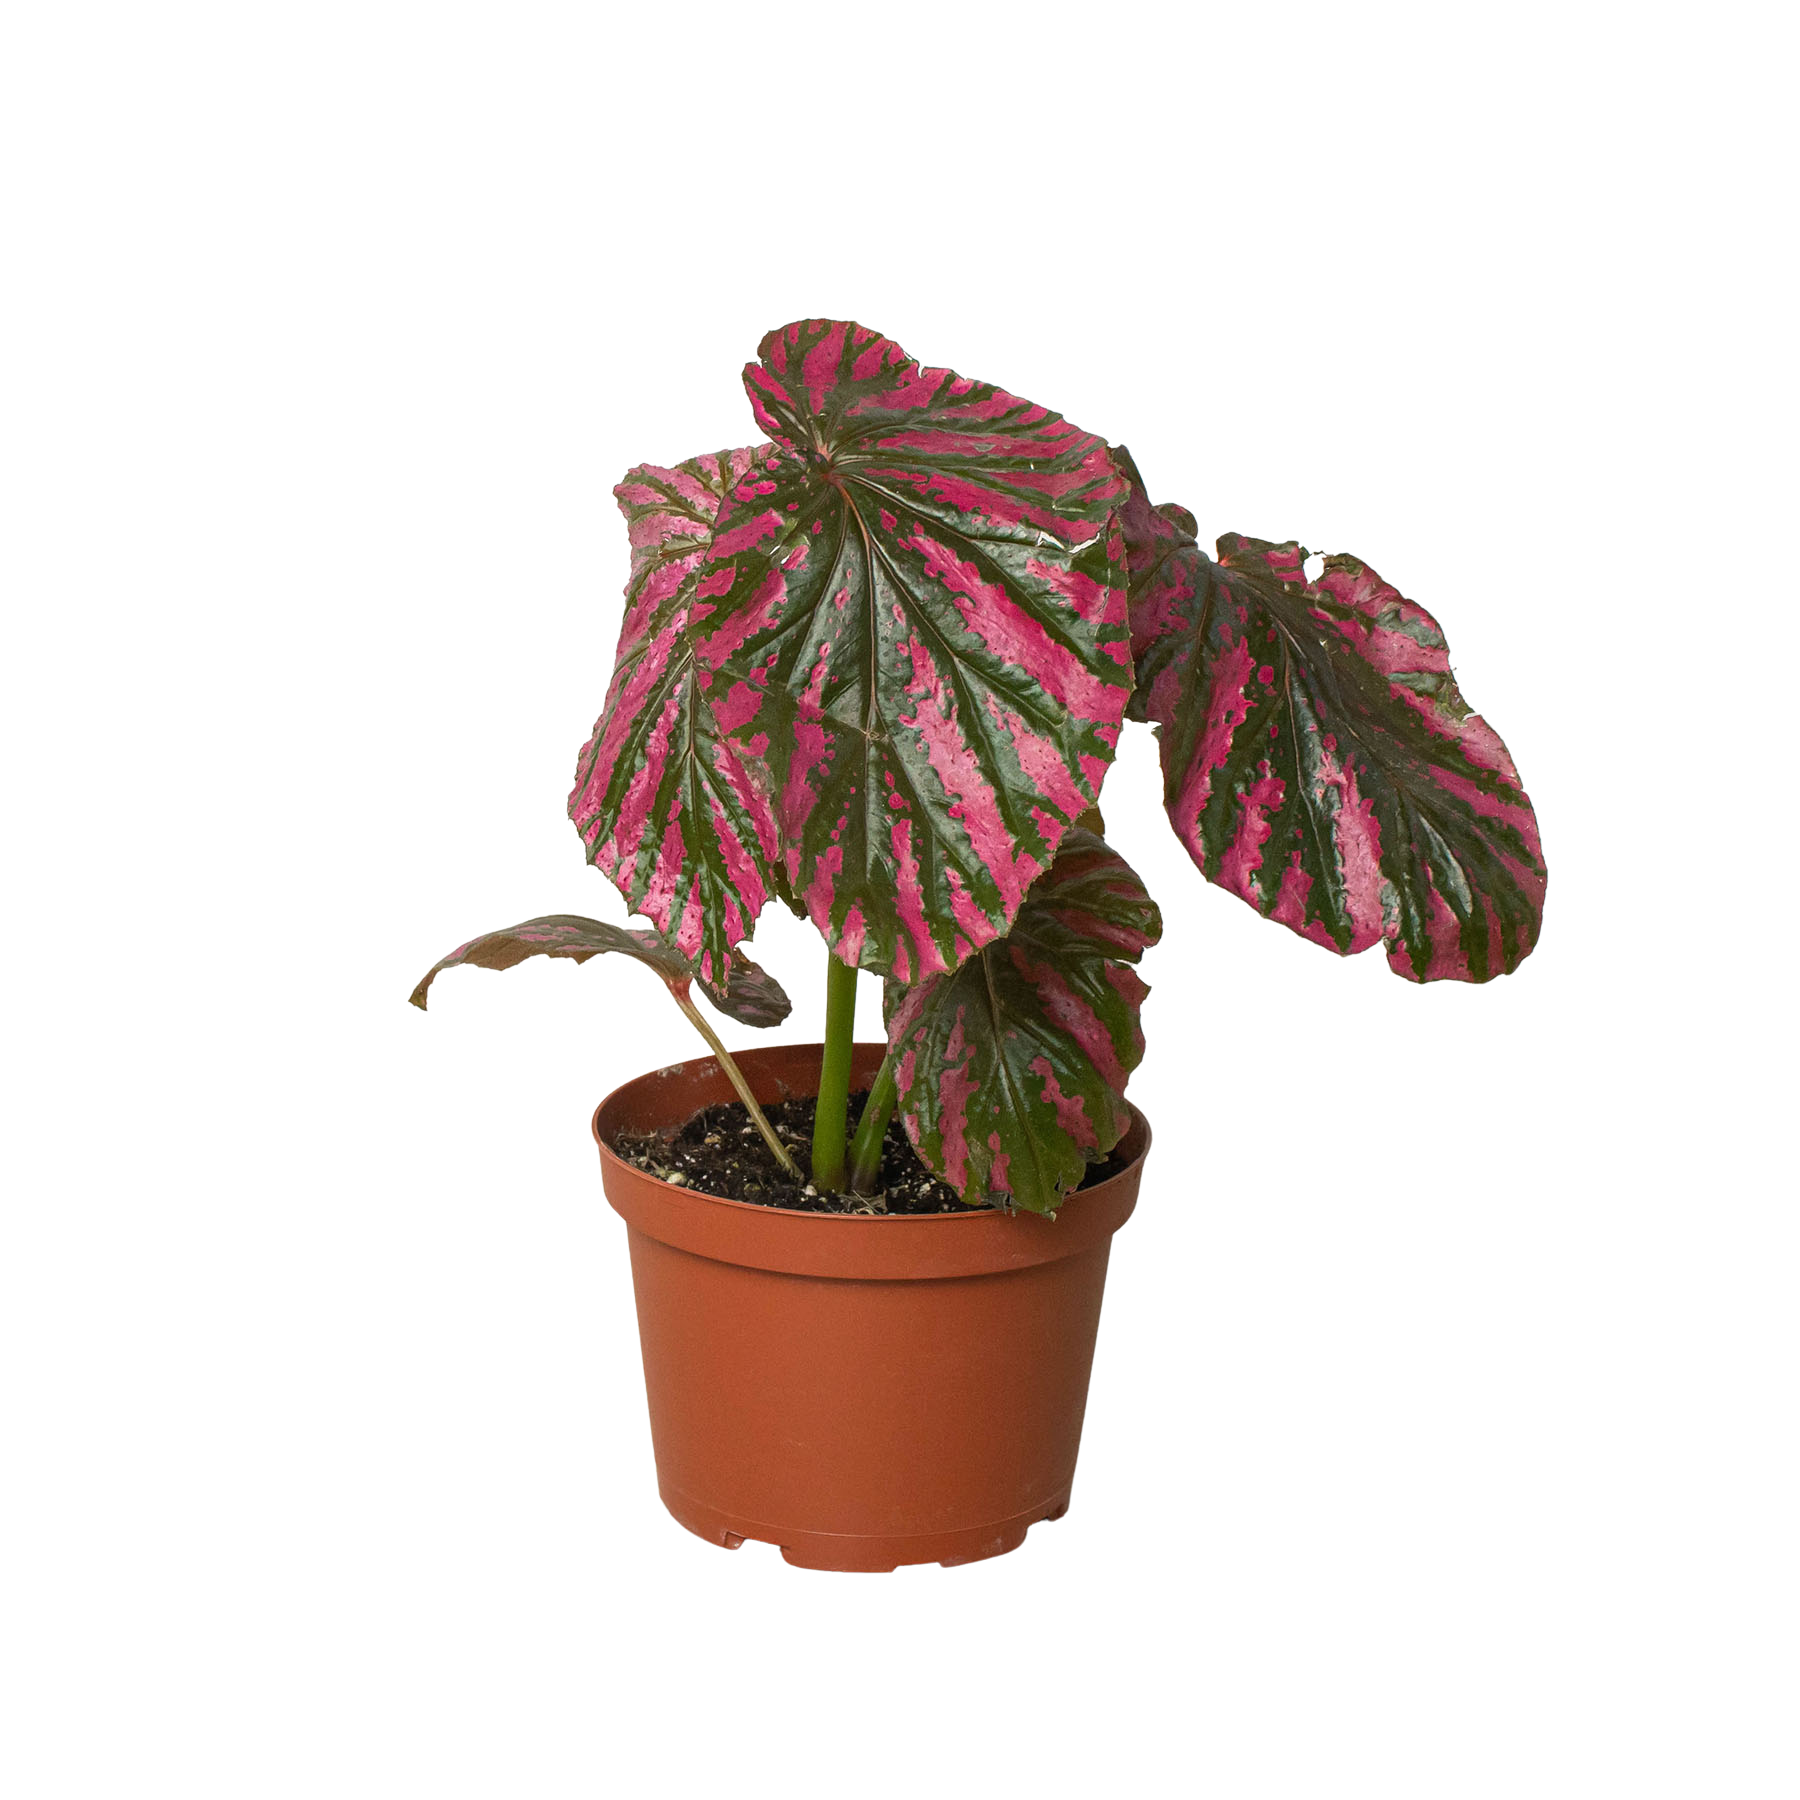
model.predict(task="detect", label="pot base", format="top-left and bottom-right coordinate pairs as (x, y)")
top-left (661, 1482), bottom-right (1073, 1572)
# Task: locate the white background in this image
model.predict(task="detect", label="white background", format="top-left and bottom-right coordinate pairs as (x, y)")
top-left (4, 3), bottom-right (1794, 1795)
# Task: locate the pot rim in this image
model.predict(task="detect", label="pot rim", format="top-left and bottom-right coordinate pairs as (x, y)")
top-left (590, 1041), bottom-right (1151, 1227)
top-left (592, 1043), bottom-right (1150, 1280)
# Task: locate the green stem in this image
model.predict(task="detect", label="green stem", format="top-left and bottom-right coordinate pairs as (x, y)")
top-left (670, 986), bottom-right (801, 1180)
top-left (811, 951), bottom-right (858, 1192)
top-left (848, 1044), bottom-right (899, 1197)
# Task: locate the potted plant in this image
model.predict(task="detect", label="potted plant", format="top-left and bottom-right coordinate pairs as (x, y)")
top-left (412, 319), bottom-right (1546, 1571)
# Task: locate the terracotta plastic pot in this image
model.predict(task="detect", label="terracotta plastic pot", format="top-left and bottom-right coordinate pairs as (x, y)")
top-left (593, 1042), bottom-right (1148, 1572)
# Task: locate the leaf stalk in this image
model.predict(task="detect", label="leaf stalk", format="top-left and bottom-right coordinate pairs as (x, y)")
top-left (811, 952), bottom-right (859, 1191)
top-left (848, 1044), bottom-right (899, 1197)
top-left (669, 985), bottom-right (801, 1179)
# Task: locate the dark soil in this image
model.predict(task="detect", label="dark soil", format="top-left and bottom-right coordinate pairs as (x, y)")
top-left (610, 1089), bottom-right (1131, 1215)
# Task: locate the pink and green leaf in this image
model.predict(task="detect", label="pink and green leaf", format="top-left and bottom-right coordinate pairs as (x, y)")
top-left (693, 320), bottom-right (1135, 984)
top-left (884, 830), bottom-right (1161, 1216)
top-left (409, 913), bottom-right (791, 1027)
top-left (1117, 453), bottom-right (1545, 981)
top-left (568, 449), bottom-right (784, 989)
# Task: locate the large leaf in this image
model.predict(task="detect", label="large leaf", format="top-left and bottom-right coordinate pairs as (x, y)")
top-left (409, 914), bottom-right (791, 1027)
top-left (568, 449), bottom-right (783, 989)
top-left (691, 319), bottom-right (1134, 983)
top-left (1117, 455), bottom-right (1545, 981)
top-left (884, 830), bottom-right (1161, 1215)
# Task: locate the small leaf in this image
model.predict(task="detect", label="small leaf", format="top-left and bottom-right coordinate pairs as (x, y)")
top-left (885, 830), bottom-right (1160, 1215)
top-left (1117, 454), bottom-right (1545, 982)
top-left (695, 319), bottom-right (1135, 984)
top-left (409, 914), bottom-right (791, 1027)
top-left (569, 450), bottom-right (783, 990)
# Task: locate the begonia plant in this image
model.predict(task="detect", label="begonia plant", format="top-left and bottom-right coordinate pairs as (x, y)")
top-left (414, 320), bottom-right (1545, 1215)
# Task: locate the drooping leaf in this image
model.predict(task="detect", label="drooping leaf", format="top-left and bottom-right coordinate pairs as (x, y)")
top-left (409, 914), bottom-right (791, 1027)
top-left (691, 319), bottom-right (1134, 984)
top-left (1117, 455), bottom-right (1545, 982)
top-left (568, 450), bottom-right (783, 989)
top-left (884, 830), bottom-right (1161, 1215)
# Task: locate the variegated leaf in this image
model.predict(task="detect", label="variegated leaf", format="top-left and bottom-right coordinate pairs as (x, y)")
top-left (568, 450), bottom-right (782, 989)
top-left (885, 830), bottom-right (1161, 1215)
top-left (1117, 455), bottom-right (1544, 981)
top-left (693, 320), bottom-right (1134, 983)
top-left (409, 914), bottom-right (791, 1027)
top-left (1116, 446), bottom-right (1203, 727)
